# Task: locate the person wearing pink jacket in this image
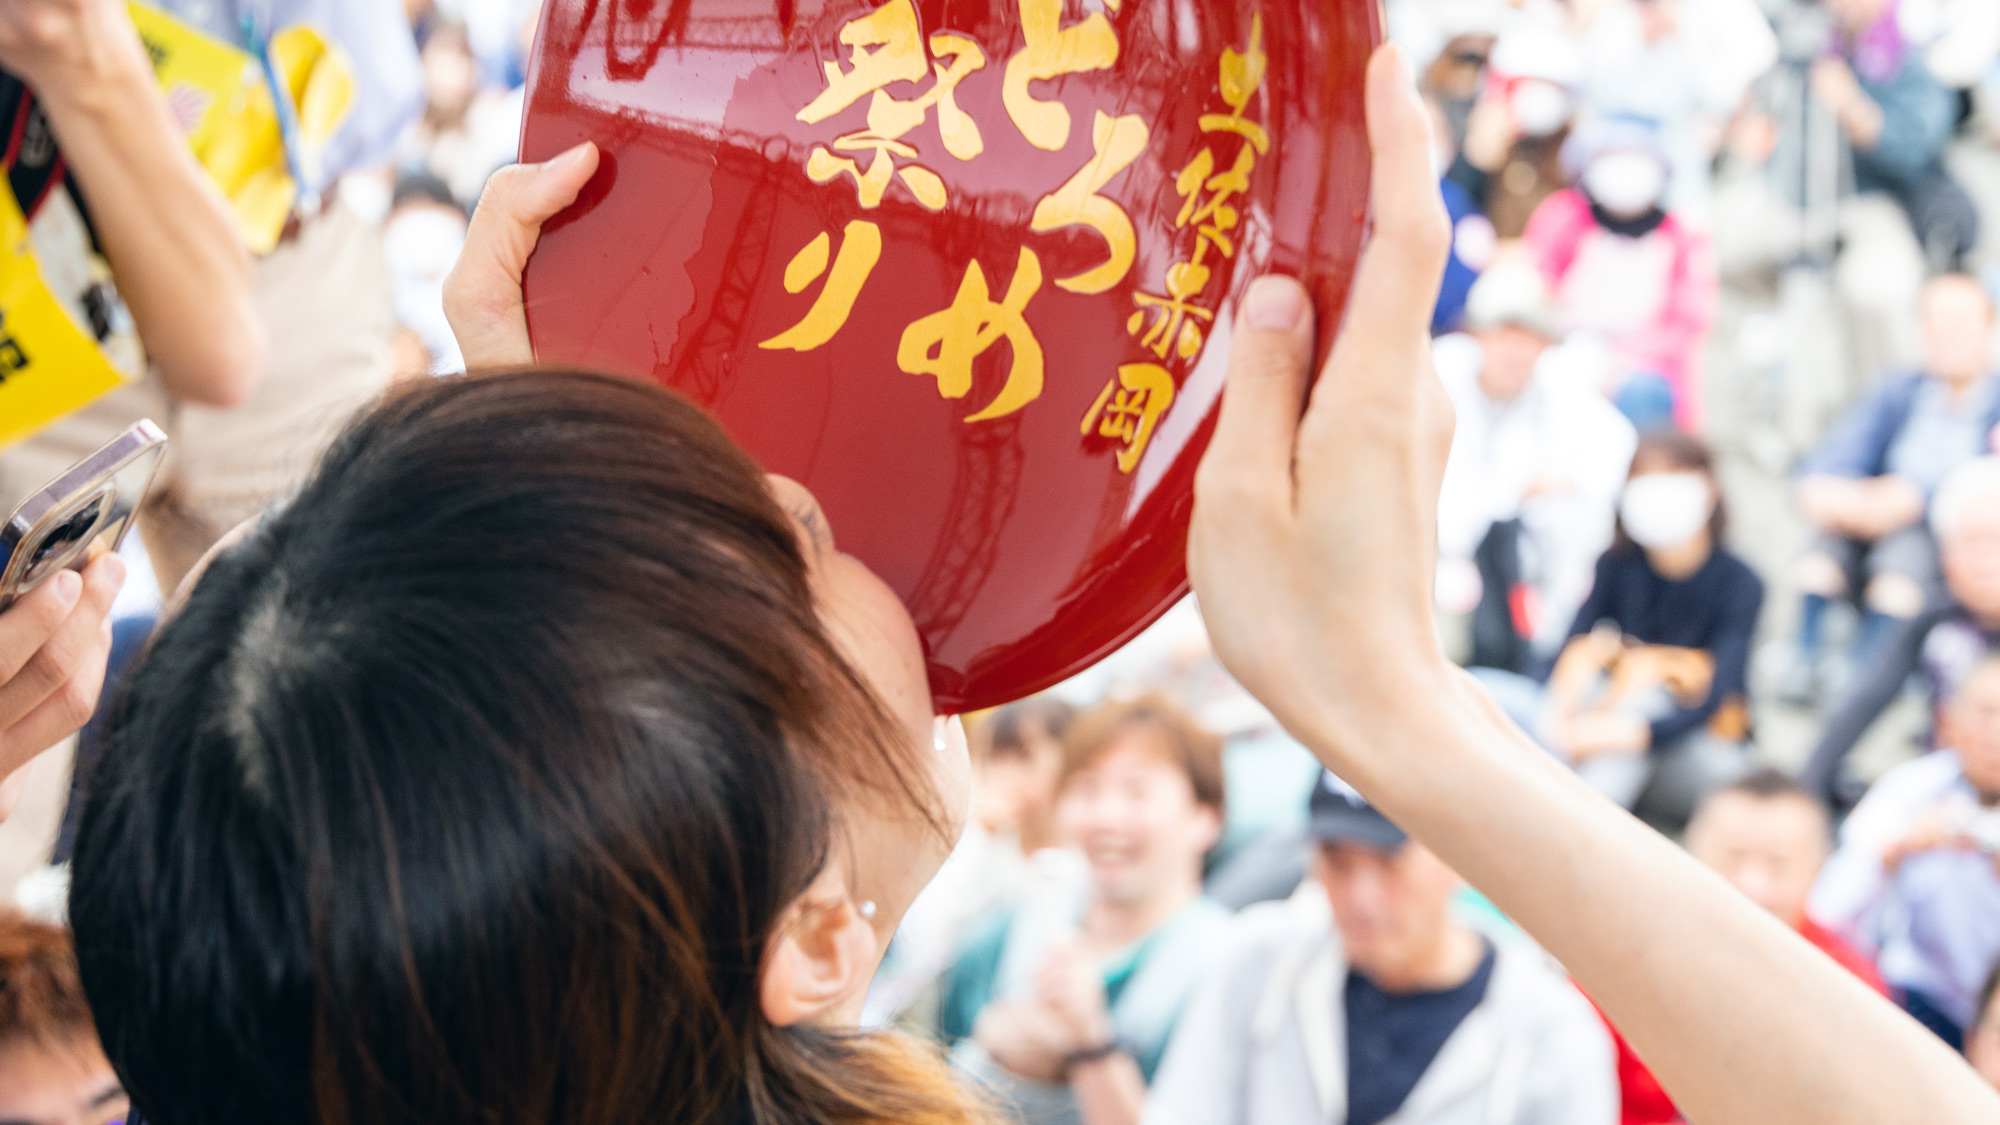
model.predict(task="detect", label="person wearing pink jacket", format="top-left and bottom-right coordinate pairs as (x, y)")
top-left (1523, 117), bottom-right (1718, 432)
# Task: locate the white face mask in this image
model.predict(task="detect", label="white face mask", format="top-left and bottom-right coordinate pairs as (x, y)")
top-left (1620, 472), bottom-right (1713, 550)
top-left (1584, 152), bottom-right (1667, 217)
top-left (1510, 80), bottom-right (1572, 137)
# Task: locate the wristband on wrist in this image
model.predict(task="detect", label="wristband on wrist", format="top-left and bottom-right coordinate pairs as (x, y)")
top-left (1062, 1038), bottom-right (1124, 1075)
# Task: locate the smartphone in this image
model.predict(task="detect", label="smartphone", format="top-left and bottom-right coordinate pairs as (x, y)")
top-left (0, 420), bottom-right (167, 613)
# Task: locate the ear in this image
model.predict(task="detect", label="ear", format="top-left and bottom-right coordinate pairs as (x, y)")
top-left (1306, 841), bottom-right (1335, 887)
top-left (1938, 710), bottom-right (1964, 758)
top-left (760, 865), bottom-right (882, 1028)
top-left (1192, 802), bottom-right (1225, 855)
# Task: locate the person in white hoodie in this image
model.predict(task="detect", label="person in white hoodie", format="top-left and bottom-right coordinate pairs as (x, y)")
top-left (1143, 772), bottom-right (1616, 1125)
top-left (1434, 262), bottom-right (1638, 674)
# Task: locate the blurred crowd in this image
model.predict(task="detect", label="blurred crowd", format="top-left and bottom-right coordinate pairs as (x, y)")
top-left (5, 0), bottom-right (2000, 1123)
top-left (848, 0), bottom-right (2000, 1121)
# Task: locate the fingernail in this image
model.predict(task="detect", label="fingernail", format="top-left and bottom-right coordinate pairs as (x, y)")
top-left (550, 142), bottom-right (593, 171)
top-left (51, 570), bottom-right (81, 608)
top-left (1243, 276), bottom-right (1307, 331)
top-left (102, 554), bottom-right (128, 588)
top-left (1378, 42), bottom-right (1413, 84)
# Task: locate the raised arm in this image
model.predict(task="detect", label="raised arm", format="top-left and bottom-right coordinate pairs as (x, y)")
top-left (0, 0), bottom-right (262, 406)
top-left (1187, 45), bottom-right (2000, 1125)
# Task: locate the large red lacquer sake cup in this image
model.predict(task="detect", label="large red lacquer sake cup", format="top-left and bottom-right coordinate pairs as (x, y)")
top-left (520, 0), bottom-right (1378, 711)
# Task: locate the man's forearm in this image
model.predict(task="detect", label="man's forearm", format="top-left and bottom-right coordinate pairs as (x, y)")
top-left (1859, 477), bottom-right (1925, 536)
top-left (1794, 474), bottom-right (1862, 530)
top-left (34, 23), bottom-right (262, 405)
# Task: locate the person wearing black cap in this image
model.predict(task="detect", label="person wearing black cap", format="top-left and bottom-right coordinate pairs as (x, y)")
top-left (1142, 772), bottom-right (1615, 1125)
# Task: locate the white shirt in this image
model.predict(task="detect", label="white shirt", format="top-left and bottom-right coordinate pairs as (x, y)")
top-left (1143, 894), bottom-right (1618, 1125)
top-left (1812, 752), bottom-right (1977, 929)
top-left (1434, 334), bottom-right (1638, 645)
top-left (1810, 750), bottom-right (2000, 1025)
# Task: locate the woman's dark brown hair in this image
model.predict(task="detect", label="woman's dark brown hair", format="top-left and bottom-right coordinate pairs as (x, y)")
top-left (1611, 427), bottom-right (1729, 553)
top-left (68, 371), bottom-right (980, 1124)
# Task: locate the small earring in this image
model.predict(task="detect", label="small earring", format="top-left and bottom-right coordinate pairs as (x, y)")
top-left (857, 900), bottom-right (878, 920)
top-left (933, 716), bottom-right (950, 755)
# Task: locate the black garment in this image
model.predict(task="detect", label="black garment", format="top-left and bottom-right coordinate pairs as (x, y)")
top-left (1903, 987), bottom-right (1965, 1052)
top-left (1344, 941), bottom-right (1497, 1125)
top-left (1586, 200), bottom-right (1668, 239)
top-left (1800, 604), bottom-right (2000, 805)
top-left (0, 68), bottom-right (119, 359)
top-left (0, 71), bottom-right (104, 249)
top-left (1471, 518), bottom-right (1532, 675)
top-left (1561, 547), bottom-right (1766, 748)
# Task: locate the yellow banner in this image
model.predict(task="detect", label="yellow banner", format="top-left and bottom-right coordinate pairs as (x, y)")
top-left (128, 1), bottom-right (296, 255)
top-left (0, 4), bottom-right (361, 448)
top-left (0, 185), bottom-right (128, 449)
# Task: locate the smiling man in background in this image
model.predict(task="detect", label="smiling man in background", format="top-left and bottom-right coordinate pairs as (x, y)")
top-left (938, 696), bottom-right (1230, 1125)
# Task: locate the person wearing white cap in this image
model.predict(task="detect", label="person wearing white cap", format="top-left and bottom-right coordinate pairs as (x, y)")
top-left (1434, 262), bottom-right (1638, 672)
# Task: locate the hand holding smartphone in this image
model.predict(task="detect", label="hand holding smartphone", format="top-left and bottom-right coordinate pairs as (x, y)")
top-left (0, 422), bottom-right (157, 796)
top-left (0, 420), bottom-right (164, 612)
